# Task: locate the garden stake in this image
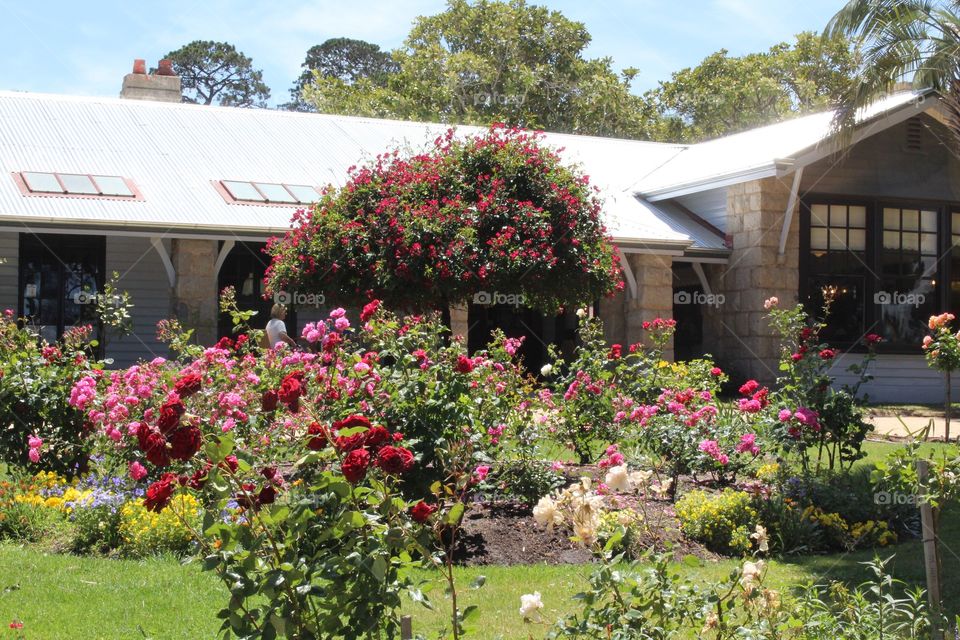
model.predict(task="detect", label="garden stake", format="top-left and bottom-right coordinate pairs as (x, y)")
top-left (917, 459), bottom-right (943, 640)
top-left (401, 615), bottom-right (412, 640)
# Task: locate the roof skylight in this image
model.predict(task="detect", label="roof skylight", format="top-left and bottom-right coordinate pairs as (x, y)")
top-left (18, 171), bottom-right (138, 198)
top-left (219, 180), bottom-right (319, 205)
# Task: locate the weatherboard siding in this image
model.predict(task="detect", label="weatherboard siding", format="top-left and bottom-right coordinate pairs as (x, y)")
top-left (830, 352), bottom-right (960, 404)
top-left (105, 236), bottom-right (171, 367)
top-left (0, 232), bottom-right (17, 313)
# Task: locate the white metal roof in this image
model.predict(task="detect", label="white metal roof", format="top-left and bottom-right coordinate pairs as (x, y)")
top-left (0, 90), bottom-right (694, 248)
top-left (633, 91), bottom-right (935, 200)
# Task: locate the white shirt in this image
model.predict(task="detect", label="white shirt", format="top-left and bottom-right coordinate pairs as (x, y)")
top-left (265, 318), bottom-right (287, 348)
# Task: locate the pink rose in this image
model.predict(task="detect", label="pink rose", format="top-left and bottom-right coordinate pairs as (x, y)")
top-left (129, 461), bottom-right (148, 481)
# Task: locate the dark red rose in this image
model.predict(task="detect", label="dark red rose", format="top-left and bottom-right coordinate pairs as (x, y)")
top-left (257, 485), bottom-right (277, 506)
top-left (236, 482), bottom-right (258, 509)
top-left (156, 399), bottom-right (185, 434)
top-left (607, 344), bottom-right (622, 360)
top-left (332, 414), bottom-right (372, 431)
top-left (455, 355), bottom-right (474, 374)
top-left (306, 422), bottom-right (331, 451)
top-left (168, 425), bottom-right (202, 461)
top-left (819, 348), bottom-right (836, 360)
top-left (188, 463), bottom-right (212, 489)
top-left (865, 333), bottom-right (882, 346)
top-left (137, 425), bottom-right (171, 468)
top-left (335, 432), bottom-right (366, 452)
top-left (278, 371), bottom-right (305, 412)
top-left (360, 299), bottom-right (381, 322)
top-left (323, 332), bottom-right (342, 353)
top-left (410, 500), bottom-right (437, 524)
top-left (215, 337), bottom-right (234, 350)
top-left (174, 373), bottom-right (202, 398)
top-left (341, 448), bottom-right (370, 484)
top-left (261, 389), bottom-right (279, 412)
top-left (375, 445), bottom-right (414, 475)
top-left (363, 425), bottom-right (391, 450)
top-left (220, 455), bottom-right (239, 473)
top-left (144, 473), bottom-right (177, 512)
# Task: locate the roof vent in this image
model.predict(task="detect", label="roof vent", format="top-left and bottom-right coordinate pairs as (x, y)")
top-left (905, 117), bottom-right (924, 153)
top-left (120, 58), bottom-right (182, 103)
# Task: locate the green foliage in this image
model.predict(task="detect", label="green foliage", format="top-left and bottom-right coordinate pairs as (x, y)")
top-left (69, 502), bottom-right (123, 554)
top-left (305, 0), bottom-right (648, 138)
top-left (675, 489), bottom-right (757, 555)
top-left (644, 32), bottom-right (859, 142)
top-left (165, 40), bottom-right (271, 107)
top-left (118, 494), bottom-right (200, 558)
top-left (287, 38), bottom-right (397, 112)
top-left (0, 499), bottom-right (65, 543)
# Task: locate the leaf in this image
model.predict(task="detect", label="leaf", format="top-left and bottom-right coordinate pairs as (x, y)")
top-left (470, 575), bottom-right (486, 589)
top-left (445, 501), bottom-right (465, 526)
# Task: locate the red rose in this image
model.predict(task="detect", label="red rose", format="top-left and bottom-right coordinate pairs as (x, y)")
top-left (144, 473), bottom-right (176, 512)
top-left (791, 353), bottom-right (803, 362)
top-left (278, 371), bottom-right (305, 412)
top-left (607, 344), bottom-right (622, 360)
top-left (235, 334), bottom-right (249, 350)
top-left (335, 432), bottom-right (366, 452)
top-left (710, 367), bottom-right (722, 377)
top-left (410, 500), bottom-right (437, 524)
top-left (261, 389), bottom-right (279, 412)
top-left (236, 483), bottom-right (258, 509)
top-left (156, 398), bottom-right (185, 434)
top-left (341, 448), bottom-right (370, 484)
top-left (306, 422), bottom-right (330, 451)
top-left (220, 455), bottom-right (239, 473)
top-left (375, 445), bottom-right (414, 475)
top-left (819, 348), bottom-right (836, 360)
top-left (257, 485), bottom-right (277, 506)
top-left (188, 463), bottom-right (212, 489)
top-left (174, 373), bottom-right (202, 398)
top-left (168, 425), bottom-right (202, 461)
top-left (455, 355), bottom-right (474, 374)
top-left (215, 337), bottom-right (234, 350)
top-left (363, 425), bottom-right (391, 450)
top-left (738, 380), bottom-right (759, 396)
top-left (865, 333), bottom-right (882, 346)
top-left (323, 332), bottom-right (342, 353)
top-left (137, 425), bottom-right (171, 468)
top-left (332, 414), bottom-right (372, 431)
top-left (360, 299), bottom-right (381, 322)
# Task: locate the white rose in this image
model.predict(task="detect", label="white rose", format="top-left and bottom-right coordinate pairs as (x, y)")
top-left (751, 524), bottom-right (769, 553)
top-left (740, 560), bottom-right (765, 590)
top-left (576, 308), bottom-right (588, 319)
top-left (628, 470), bottom-right (653, 491)
top-left (540, 364), bottom-right (553, 376)
top-left (519, 591), bottom-right (543, 619)
top-left (604, 464), bottom-right (631, 493)
top-left (533, 496), bottom-right (560, 529)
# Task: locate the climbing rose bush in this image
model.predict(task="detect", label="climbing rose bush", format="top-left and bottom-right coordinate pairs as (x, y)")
top-left (264, 123), bottom-right (623, 312)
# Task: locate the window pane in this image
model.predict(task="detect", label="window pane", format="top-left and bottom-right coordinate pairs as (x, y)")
top-left (22, 172), bottom-right (64, 193)
top-left (921, 210), bottom-right (938, 232)
top-left (59, 174), bottom-right (98, 194)
top-left (255, 183), bottom-right (298, 203)
top-left (883, 231), bottom-right (901, 249)
top-left (902, 232), bottom-right (919, 250)
top-left (285, 184), bottom-right (319, 204)
top-left (830, 205), bottom-right (848, 227)
top-left (849, 229), bottom-right (866, 251)
top-left (921, 233), bottom-right (938, 255)
top-left (849, 206), bottom-right (867, 228)
top-left (223, 181), bottom-right (266, 202)
top-left (883, 208), bottom-right (900, 230)
top-left (811, 228), bottom-right (828, 250)
top-left (902, 209), bottom-right (919, 230)
top-left (93, 176), bottom-right (134, 197)
top-left (828, 228), bottom-right (848, 250)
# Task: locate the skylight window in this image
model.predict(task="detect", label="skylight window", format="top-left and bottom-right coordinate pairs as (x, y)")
top-left (18, 172), bottom-right (138, 198)
top-left (218, 180), bottom-right (319, 205)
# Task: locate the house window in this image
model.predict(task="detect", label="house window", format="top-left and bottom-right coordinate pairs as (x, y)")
top-left (15, 171), bottom-right (140, 198)
top-left (216, 242), bottom-right (297, 338)
top-left (802, 198), bottom-right (949, 351)
top-left (216, 180), bottom-right (320, 205)
top-left (18, 233), bottom-right (105, 344)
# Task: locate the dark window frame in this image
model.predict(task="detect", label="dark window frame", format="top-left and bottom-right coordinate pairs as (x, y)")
top-left (800, 193), bottom-right (960, 354)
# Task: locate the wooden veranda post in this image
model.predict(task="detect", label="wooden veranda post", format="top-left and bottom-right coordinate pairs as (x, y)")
top-left (917, 459), bottom-right (943, 639)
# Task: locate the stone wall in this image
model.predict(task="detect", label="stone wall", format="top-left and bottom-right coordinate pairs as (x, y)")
top-left (171, 239), bottom-right (218, 346)
top-left (598, 252), bottom-right (674, 359)
top-left (707, 177), bottom-right (799, 382)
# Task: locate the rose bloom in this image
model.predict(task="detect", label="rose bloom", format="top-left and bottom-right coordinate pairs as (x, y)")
top-left (818, 348), bottom-right (836, 360)
top-left (144, 473), bottom-right (177, 512)
top-left (360, 299), bottom-right (381, 322)
top-left (533, 495), bottom-right (560, 530)
top-left (929, 313), bottom-right (956, 330)
top-left (864, 333), bottom-right (882, 346)
top-left (540, 364), bottom-right (553, 376)
top-left (764, 297), bottom-right (779, 310)
top-left (604, 464), bottom-right (631, 492)
top-left (27, 435), bottom-right (42, 449)
top-left (710, 367), bottom-right (722, 376)
top-left (28, 448), bottom-right (40, 463)
top-left (455, 355), bottom-right (474, 374)
top-left (739, 380), bottom-right (759, 396)
top-left (341, 448), bottom-right (370, 484)
top-left (410, 500), bottom-right (437, 523)
top-left (519, 592), bottom-right (544, 619)
top-left (474, 465), bottom-right (491, 482)
top-left (923, 335), bottom-right (934, 349)
top-left (376, 446), bottom-right (415, 475)
top-left (128, 460), bottom-right (148, 481)
top-left (174, 373), bottom-right (202, 398)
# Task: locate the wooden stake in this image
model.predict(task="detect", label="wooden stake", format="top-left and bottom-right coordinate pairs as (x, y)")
top-left (401, 615), bottom-right (413, 640)
top-left (917, 460), bottom-right (943, 639)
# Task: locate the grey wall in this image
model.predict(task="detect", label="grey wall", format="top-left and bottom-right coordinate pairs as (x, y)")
top-left (0, 231), bottom-right (17, 313)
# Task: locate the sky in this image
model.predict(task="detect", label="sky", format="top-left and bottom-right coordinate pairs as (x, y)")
top-left (0, 0), bottom-right (846, 105)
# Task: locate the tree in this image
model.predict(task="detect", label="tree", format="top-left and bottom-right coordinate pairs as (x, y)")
top-left (165, 40), bottom-right (271, 108)
top-left (303, 0), bottom-right (647, 138)
top-left (825, 0), bottom-right (960, 146)
top-left (643, 32), bottom-right (859, 142)
top-left (264, 125), bottom-right (623, 313)
top-left (286, 38), bottom-right (397, 112)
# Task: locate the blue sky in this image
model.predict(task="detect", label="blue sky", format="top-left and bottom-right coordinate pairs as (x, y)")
top-left (0, 0), bottom-right (845, 105)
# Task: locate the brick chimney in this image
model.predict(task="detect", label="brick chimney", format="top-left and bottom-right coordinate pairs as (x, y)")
top-left (120, 58), bottom-right (182, 103)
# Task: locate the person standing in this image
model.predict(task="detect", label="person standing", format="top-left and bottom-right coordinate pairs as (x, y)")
top-left (265, 304), bottom-right (298, 349)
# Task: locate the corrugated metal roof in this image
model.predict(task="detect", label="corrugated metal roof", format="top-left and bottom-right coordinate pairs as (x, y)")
top-left (632, 91), bottom-right (933, 199)
top-left (0, 90), bottom-right (690, 247)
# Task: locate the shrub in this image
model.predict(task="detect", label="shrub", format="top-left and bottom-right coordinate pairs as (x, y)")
top-left (675, 488), bottom-right (757, 555)
top-left (118, 494), bottom-right (199, 557)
